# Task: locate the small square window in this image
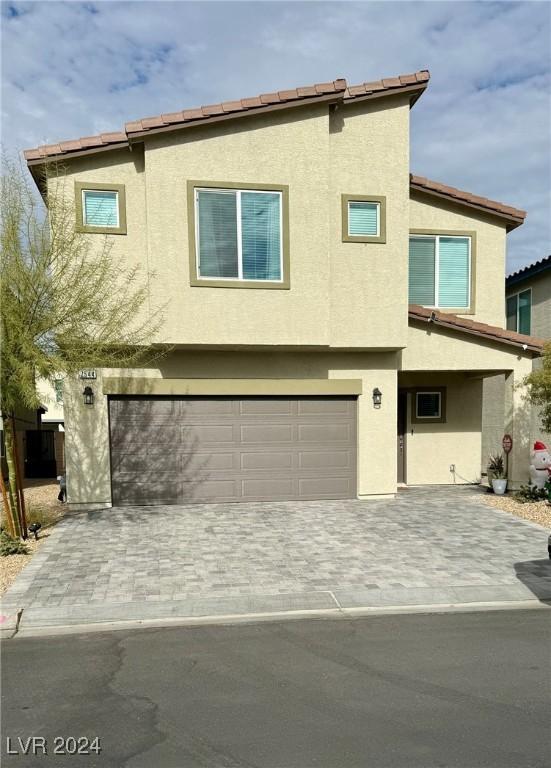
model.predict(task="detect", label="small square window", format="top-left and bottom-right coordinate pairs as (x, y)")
top-left (342, 194), bottom-right (386, 243)
top-left (412, 388), bottom-right (446, 423)
top-left (83, 190), bottom-right (119, 228)
top-left (75, 182), bottom-right (127, 235)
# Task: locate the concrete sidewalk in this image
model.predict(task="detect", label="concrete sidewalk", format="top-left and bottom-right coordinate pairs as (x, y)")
top-left (2, 488), bottom-right (550, 636)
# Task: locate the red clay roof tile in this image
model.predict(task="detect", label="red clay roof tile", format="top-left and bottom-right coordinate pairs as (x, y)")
top-left (410, 174), bottom-right (526, 228)
top-left (24, 70), bottom-right (428, 162)
top-left (409, 305), bottom-right (544, 352)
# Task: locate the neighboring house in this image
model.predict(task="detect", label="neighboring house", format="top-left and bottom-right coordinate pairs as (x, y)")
top-left (1, 379), bottom-right (65, 480)
top-left (507, 256), bottom-right (551, 446)
top-left (36, 377), bottom-right (66, 477)
top-left (24, 69), bottom-right (543, 508)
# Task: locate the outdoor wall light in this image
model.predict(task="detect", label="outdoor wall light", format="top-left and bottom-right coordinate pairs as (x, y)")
top-left (83, 386), bottom-right (94, 406)
top-left (372, 387), bottom-right (382, 408)
top-left (29, 522), bottom-right (41, 541)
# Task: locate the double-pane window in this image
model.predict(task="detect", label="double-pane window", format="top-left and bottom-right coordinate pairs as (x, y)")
top-left (506, 289), bottom-right (531, 334)
top-left (196, 188), bottom-right (282, 282)
top-left (409, 235), bottom-right (471, 309)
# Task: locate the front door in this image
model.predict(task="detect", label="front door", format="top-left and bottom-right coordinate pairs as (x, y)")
top-left (397, 391), bottom-right (407, 483)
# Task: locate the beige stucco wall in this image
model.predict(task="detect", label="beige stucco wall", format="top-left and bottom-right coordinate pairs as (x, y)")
top-left (400, 373), bottom-right (483, 485)
top-left (402, 322), bottom-right (534, 371)
top-left (409, 192), bottom-right (507, 326)
top-left (402, 323), bottom-right (535, 487)
top-left (48, 96), bottom-right (411, 351)
top-left (328, 97), bottom-right (410, 347)
top-left (63, 350), bottom-right (399, 506)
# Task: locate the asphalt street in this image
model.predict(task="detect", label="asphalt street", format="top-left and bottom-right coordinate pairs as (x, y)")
top-left (2, 610), bottom-right (550, 768)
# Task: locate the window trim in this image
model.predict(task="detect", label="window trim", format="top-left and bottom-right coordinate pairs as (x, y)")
top-left (342, 194), bottom-right (386, 243)
top-left (409, 229), bottom-right (476, 314)
top-left (187, 180), bottom-right (290, 289)
top-left (75, 182), bottom-right (127, 235)
top-left (506, 287), bottom-right (532, 334)
top-left (411, 387), bottom-right (447, 424)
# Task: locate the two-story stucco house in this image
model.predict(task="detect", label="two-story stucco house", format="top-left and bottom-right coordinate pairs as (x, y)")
top-left (24, 70), bottom-right (544, 508)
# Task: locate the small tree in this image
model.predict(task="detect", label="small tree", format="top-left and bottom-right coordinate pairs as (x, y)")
top-left (1, 157), bottom-right (165, 536)
top-left (524, 341), bottom-right (551, 434)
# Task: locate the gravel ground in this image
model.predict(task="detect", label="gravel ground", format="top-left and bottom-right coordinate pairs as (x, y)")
top-left (1, 480), bottom-right (64, 597)
top-left (476, 493), bottom-right (551, 529)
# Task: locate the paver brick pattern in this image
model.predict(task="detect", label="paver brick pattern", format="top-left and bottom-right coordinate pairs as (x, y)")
top-left (3, 487), bottom-right (549, 611)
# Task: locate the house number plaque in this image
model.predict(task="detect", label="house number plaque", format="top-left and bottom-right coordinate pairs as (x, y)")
top-left (502, 434), bottom-right (513, 454)
top-left (78, 370), bottom-right (97, 380)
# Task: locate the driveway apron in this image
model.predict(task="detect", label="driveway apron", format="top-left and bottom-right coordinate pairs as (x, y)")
top-left (2, 487), bottom-right (550, 632)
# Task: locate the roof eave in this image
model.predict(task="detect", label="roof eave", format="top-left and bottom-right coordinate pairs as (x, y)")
top-left (343, 82), bottom-right (428, 109)
top-left (410, 184), bottom-right (525, 231)
top-left (506, 257), bottom-right (551, 287)
top-left (125, 91), bottom-right (345, 142)
top-left (408, 310), bottom-right (543, 354)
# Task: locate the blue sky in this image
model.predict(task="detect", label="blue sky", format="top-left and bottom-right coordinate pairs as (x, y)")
top-left (1, 0), bottom-right (549, 272)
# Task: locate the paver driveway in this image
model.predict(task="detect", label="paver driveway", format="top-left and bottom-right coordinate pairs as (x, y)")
top-left (3, 487), bottom-right (550, 631)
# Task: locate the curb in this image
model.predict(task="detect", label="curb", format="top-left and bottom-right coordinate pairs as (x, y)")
top-left (12, 598), bottom-right (551, 638)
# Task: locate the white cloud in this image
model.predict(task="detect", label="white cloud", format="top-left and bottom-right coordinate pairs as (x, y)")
top-left (1, 0), bottom-right (549, 270)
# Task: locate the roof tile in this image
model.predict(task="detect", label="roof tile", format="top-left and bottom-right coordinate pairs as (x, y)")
top-left (221, 100), bottom-right (244, 113)
top-left (241, 96), bottom-right (263, 108)
top-left (409, 305), bottom-right (544, 352)
top-left (278, 89), bottom-right (298, 100)
top-left (200, 103), bottom-right (225, 116)
top-left (410, 173), bottom-right (526, 227)
top-left (382, 77), bottom-right (402, 88)
top-left (26, 69), bottom-right (429, 161)
top-left (161, 111), bottom-right (185, 124)
top-left (181, 108), bottom-right (204, 121)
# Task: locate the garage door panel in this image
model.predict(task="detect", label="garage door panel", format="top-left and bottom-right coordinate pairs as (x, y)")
top-left (239, 399), bottom-right (294, 415)
top-left (298, 423), bottom-right (352, 443)
top-left (183, 479), bottom-right (237, 499)
top-left (109, 396), bottom-right (357, 505)
top-left (241, 424), bottom-right (294, 443)
top-left (297, 399), bottom-right (353, 415)
top-left (298, 476), bottom-right (353, 496)
top-left (190, 424), bottom-right (235, 443)
top-left (241, 451), bottom-right (294, 470)
top-left (241, 477), bottom-right (295, 498)
top-left (299, 450), bottom-right (351, 468)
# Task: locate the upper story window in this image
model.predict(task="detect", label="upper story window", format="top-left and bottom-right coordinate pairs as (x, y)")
top-left (342, 194), bottom-right (386, 243)
top-left (506, 288), bottom-right (531, 334)
top-left (54, 379), bottom-right (63, 404)
top-left (75, 182), bottom-right (127, 235)
top-left (409, 233), bottom-right (472, 311)
top-left (188, 181), bottom-right (290, 289)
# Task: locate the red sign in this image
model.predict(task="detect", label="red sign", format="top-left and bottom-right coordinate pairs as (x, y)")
top-left (502, 434), bottom-right (513, 454)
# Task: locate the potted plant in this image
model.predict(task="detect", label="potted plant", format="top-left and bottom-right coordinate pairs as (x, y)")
top-left (488, 454), bottom-right (507, 495)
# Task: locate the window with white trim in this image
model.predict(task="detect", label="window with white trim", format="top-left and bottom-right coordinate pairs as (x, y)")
top-left (195, 187), bottom-right (283, 282)
top-left (409, 235), bottom-right (471, 309)
top-left (348, 201), bottom-right (379, 237)
top-left (506, 289), bottom-right (531, 334)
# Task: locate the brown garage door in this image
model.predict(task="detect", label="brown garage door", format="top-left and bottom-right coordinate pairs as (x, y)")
top-left (109, 396), bottom-right (357, 505)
